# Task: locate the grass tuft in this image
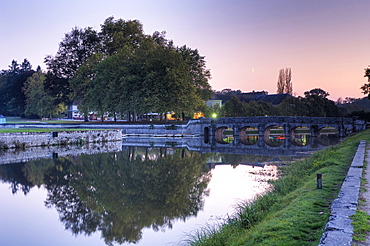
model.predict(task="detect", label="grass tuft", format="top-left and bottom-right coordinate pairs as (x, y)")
top-left (351, 210), bottom-right (370, 241)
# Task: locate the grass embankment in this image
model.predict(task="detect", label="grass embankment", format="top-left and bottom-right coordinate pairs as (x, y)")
top-left (186, 130), bottom-right (370, 246)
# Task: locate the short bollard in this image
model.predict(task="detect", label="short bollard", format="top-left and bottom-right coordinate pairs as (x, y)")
top-left (317, 173), bottom-right (322, 189)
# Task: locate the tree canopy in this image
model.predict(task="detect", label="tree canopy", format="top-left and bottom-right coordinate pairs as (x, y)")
top-left (23, 71), bottom-right (66, 118)
top-left (304, 88), bottom-right (330, 98)
top-left (0, 59), bottom-right (35, 116)
top-left (49, 17), bottom-right (212, 120)
top-left (221, 91), bottom-right (341, 118)
top-left (0, 17), bottom-right (212, 119)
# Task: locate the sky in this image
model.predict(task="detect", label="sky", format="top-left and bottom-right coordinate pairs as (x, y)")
top-left (1, 0), bottom-right (369, 100)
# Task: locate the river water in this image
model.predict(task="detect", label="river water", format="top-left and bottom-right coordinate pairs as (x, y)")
top-left (0, 133), bottom-right (339, 246)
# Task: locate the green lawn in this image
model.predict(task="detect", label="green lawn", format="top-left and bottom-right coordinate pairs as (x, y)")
top-left (3, 117), bottom-right (80, 124)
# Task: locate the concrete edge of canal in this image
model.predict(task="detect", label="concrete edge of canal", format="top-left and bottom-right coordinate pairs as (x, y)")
top-left (318, 140), bottom-right (366, 246)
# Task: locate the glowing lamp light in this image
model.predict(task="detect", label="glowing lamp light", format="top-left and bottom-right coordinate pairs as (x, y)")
top-left (212, 113), bottom-right (217, 118)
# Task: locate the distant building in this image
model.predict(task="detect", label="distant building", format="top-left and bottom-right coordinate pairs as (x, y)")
top-left (212, 90), bottom-right (268, 104)
top-left (0, 115), bottom-right (5, 124)
top-left (210, 90), bottom-right (291, 106)
top-left (67, 102), bottom-right (83, 119)
top-left (236, 91), bottom-right (268, 103)
top-left (253, 93), bottom-right (292, 105)
top-left (206, 100), bottom-right (222, 108)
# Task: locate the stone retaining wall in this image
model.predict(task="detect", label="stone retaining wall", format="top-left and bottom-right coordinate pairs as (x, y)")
top-left (0, 130), bottom-right (122, 149)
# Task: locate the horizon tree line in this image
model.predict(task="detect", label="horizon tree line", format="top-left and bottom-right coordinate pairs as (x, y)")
top-left (1, 57), bottom-right (368, 120)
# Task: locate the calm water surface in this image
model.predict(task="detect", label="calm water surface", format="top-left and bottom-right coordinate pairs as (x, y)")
top-left (0, 134), bottom-right (338, 246)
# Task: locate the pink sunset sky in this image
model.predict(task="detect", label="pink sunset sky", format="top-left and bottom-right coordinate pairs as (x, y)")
top-left (1, 0), bottom-right (369, 101)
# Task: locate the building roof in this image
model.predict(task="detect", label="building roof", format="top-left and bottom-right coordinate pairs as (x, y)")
top-left (253, 94), bottom-right (292, 105)
top-left (213, 91), bottom-right (268, 103)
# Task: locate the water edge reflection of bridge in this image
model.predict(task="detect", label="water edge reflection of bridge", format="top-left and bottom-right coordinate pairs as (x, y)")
top-left (0, 135), bottom-right (341, 166)
top-left (121, 135), bottom-right (337, 156)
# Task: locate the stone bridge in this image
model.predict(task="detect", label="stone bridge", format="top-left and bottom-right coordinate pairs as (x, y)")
top-left (193, 116), bottom-right (365, 145)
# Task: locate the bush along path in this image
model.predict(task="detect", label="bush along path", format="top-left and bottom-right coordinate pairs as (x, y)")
top-left (185, 130), bottom-right (370, 246)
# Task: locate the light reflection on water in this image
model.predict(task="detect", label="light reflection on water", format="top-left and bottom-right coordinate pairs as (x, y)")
top-left (0, 136), bottom-right (334, 246)
top-left (139, 164), bottom-right (277, 246)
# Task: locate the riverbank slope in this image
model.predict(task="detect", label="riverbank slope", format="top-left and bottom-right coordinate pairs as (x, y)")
top-left (187, 130), bottom-right (370, 246)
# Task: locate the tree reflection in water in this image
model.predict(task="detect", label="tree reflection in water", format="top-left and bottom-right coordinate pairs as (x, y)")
top-left (0, 145), bottom-right (308, 245)
top-left (0, 147), bottom-right (211, 245)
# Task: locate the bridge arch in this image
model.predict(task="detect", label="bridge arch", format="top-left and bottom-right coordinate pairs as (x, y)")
top-left (215, 126), bottom-right (233, 144)
top-left (291, 126), bottom-right (311, 146)
top-left (239, 126), bottom-right (259, 145)
top-left (204, 127), bottom-right (210, 144)
top-left (317, 126), bottom-right (340, 146)
top-left (264, 124), bottom-right (285, 147)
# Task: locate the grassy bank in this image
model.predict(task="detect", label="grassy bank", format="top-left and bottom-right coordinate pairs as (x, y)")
top-left (185, 130), bottom-right (370, 246)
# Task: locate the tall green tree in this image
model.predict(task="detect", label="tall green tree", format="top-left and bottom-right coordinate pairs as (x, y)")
top-left (20, 58), bottom-right (32, 72)
top-left (50, 17), bottom-right (212, 120)
top-left (0, 59), bottom-right (35, 116)
top-left (70, 53), bottom-right (105, 120)
top-left (23, 71), bottom-right (66, 118)
top-left (0, 73), bottom-right (8, 115)
top-left (176, 45), bottom-right (212, 101)
top-left (223, 96), bottom-right (248, 117)
top-left (304, 88), bottom-right (330, 98)
top-left (44, 26), bottom-right (100, 105)
top-left (7, 60), bottom-right (21, 75)
top-left (99, 17), bottom-right (146, 55)
top-left (303, 94), bottom-right (340, 117)
top-left (278, 96), bottom-right (309, 116)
